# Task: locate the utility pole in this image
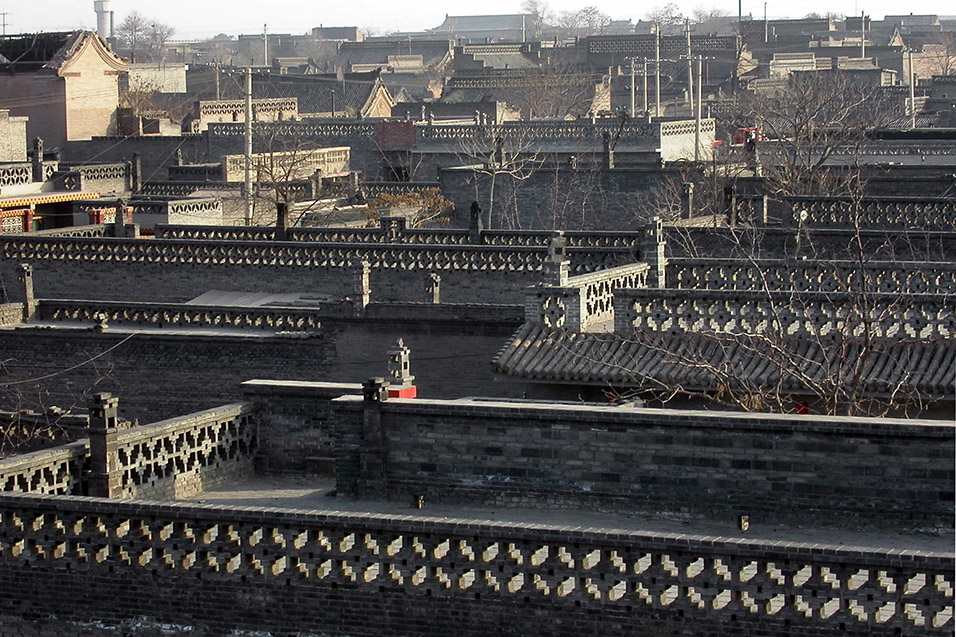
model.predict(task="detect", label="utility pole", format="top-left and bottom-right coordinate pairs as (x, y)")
top-left (654, 23), bottom-right (661, 118)
top-left (860, 11), bottom-right (866, 59)
top-left (0, 12), bottom-right (9, 36)
top-left (243, 68), bottom-right (253, 226)
top-left (630, 59), bottom-right (636, 117)
top-left (214, 64), bottom-right (221, 100)
top-left (685, 21), bottom-right (694, 118)
top-left (263, 24), bottom-right (268, 67)
top-left (908, 49), bottom-right (917, 129)
top-left (642, 58), bottom-right (648, 114)
top-left (764, 3), bottom-right (768, 43)
top-left (694, 56), bottom-right (703, 162)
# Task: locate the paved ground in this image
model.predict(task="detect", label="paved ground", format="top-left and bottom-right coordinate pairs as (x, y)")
top-left (181, 475), bottom-right (954, 553)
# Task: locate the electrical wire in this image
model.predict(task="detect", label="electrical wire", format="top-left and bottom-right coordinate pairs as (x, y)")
top-left (0, 331), bottom-right (139, 387)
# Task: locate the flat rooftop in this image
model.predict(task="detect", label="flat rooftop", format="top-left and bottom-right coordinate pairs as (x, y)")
top-left (181, 475), bottom-right (954, 554)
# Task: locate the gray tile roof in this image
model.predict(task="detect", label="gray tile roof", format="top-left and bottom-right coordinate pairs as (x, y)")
top-left (493, 323), bottom-right (956, 399)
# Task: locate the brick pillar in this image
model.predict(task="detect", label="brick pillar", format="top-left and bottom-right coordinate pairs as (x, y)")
top-left (723, 184), bottom-right (737, 221)
top-left (682, 182), bottom-right (695, 219)
top-left (275, 201), bottom-right (288, 241)
top-left (88, 393), bottom-right (122, 498)
top-left (469, 201), bottom-right (484, 244)
top-left (360, 378), bottom-right (389, 496)
top-left (387, 338), bottom-right (417, 398)
top-left (543, 231), bottom-right (569, 286)
top-left (31, 138), bottom-right (44, 183)
top-left (113, 199), bottom-right (126, 237)
top-left (425, 273), bottom-right (441, 303)
top-left (642, 216), bottom-right (667, 288)
top-left (381, 211), bottom-right (407, 239)
top-left (310, 169), bottom-right (323, 199)
top-left (351, 259), bottom-right (370, 317)
top-left (602, 131), bottom-right (614, 170)
top-left (18, 264), bottom-right (35, 321)
top-left (130, 153), bottom-right (142, 193)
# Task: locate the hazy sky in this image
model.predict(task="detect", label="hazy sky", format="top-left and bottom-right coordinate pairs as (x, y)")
top-left (2, 0), bottom-right (952, 40)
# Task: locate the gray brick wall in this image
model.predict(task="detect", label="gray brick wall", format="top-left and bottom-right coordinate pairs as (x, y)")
top-left (333, 397), bottom-right (955, 531)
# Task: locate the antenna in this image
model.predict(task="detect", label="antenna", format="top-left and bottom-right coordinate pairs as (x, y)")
top-left (0, 12), bottom-right (9, 37)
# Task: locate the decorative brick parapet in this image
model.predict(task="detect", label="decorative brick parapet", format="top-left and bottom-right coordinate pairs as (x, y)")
top-left (0, 493), bottom-right (950, 634)
top-left (0, 403), bottom-right (258, 500)
top-left (612, 288), bottom-right (956, 339)
top-left (526, 262), bottom-right (651, 332)
top-left (668, 258), bottom-right (956, 295)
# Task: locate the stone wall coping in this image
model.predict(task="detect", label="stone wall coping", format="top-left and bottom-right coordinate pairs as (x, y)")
top-left (669, 257), bottom-right (956, 271)
top-left (665, 225), bottom-right (956, 241)
top-left (0, 440), bottom-right (89, 470)
top-left (7, 326), bottom-right (326, 344)
top-left (1, 234), bottom-right (630, 257)
top-left (0, 492), bottom-right (950, 566)
top-left (114, 403), bottom-right (253, 446)
top-left (566, 262), bottom-right (651, 287)
top-left (241, 380), bottom-right (364, 397)
top-left (615, 287), bottom-right (956, 304)
top-left (329, 395), bottom-right (956, 437)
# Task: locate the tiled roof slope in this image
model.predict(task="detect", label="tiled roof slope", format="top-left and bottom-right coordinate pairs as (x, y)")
top-left (494, 323), bottom-right (956, 398)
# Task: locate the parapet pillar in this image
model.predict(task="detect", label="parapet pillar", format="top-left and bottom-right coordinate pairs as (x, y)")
top-left (18, 264), bottom-right (35, 321)
top-left (543, 231), bottom-right (569, 286)
top-left (31, 138), bottom-right (44, 183)
top-left (723, 184), bottom-right (737, 221)
top-left (425, 273), bottom-right (441, 304)
top-left (112, 198), bottom-right (126, 237)
top-left (642, 216), bottom-right (667, 288)
top-left (469, 201), bottom-right (484, 244)
top-left (130, 153), bottom-right (142, 193)
top-left (310, 169), bottom-right (323, 199)
top-left (351, 259), bottom-right (370, 317)
top-left (602, 131), bottom-right (615, 170)
top-left (387, 339), bottom-right (417, 398)
top-left (681, 182), bottom-right (695, 219)
top-left (381, 211), bottom-right (407, 239)
top-left (275, 201), bottom-right (288, 241)
top-left (88, 393), bottom-right (122, 499)
top-left (360, 378), bottom-right (389, 496)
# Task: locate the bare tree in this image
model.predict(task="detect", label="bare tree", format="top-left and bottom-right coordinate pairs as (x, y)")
top-left (115, 11), bottom-right (175, 63)
top-left (729, 71), bottom-right (906, 197)
top-left (365, 188), bottom-right (454, 227)
top-left (504, 66), bottom-right (606, 120)
top-left (595, 192), bottom-right (943, 417)
top-left (918, 33), bottom-right (956, 78)
top-left (645, 4), bottom-right (685, 35)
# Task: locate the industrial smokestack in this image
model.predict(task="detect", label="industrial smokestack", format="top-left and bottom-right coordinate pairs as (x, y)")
top-left (93, 0), bottom-right (112, 40)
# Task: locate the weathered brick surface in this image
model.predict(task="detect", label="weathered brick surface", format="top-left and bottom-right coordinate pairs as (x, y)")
top-left (332, 397), bottom-right (956, 531)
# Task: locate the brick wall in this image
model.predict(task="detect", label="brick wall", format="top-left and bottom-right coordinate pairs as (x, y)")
top-left (333, 397), bottom-right (955, 531)
top-left (0, 493), bottom-right (949, 636)
top-left (242, 380), bottom-right (363, 474)
top-left (0, 329), bottom-right (334, 424)
top-left (0, 317), bottom-right (529, 431)
top-left (439, 165), bottom-right (671, 230)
